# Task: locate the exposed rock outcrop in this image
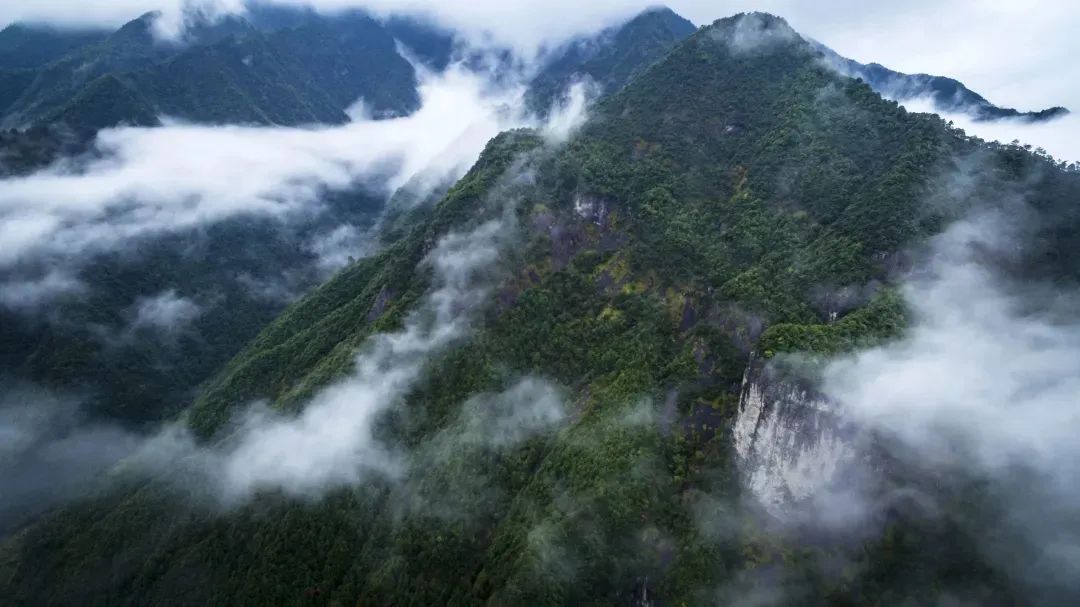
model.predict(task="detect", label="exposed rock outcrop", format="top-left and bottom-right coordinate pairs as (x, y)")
top-left (732, 353), bottom-right (853, 516)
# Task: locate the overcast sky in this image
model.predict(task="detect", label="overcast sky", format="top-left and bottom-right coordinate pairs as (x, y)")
top-left (2, 1), bottom-right (1078, 157)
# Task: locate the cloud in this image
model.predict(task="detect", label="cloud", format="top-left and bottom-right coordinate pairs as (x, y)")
top-left (0, 64), bottom-right (522, 270)
top-left (706, 10), bottom-right (799, 56)
top-left (304, 223), bottom-right (373, 274)
top-left (825, 212), bottom-right (1080, 474)
top-left (40, 185), bottom-right (539, 514)
top-left (389, 376), bottom-right (567, 521)
top-left (0, 383), bottom-right (143, 532)
top-left (214, 217), bottom-right (507, 499)
top-left (129, 289), bottom-right (203, 333)
top-left (0, 0), bottom-right (650, 58)
top-left (151, 0), bottom-right (248, 39)
top-left (812, 211), bottom-right (1080, 597)
top-left (0, 7), bottom-right (601, 514)
top-left (541, 79), bottom-right (597, 143)
top-left (442, 377), bottom-right (566, 448)
top-left (0, 269), bottom-right (84, 311)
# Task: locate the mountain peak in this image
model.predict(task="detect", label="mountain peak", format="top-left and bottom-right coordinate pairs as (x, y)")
top-left (633, 5), bottom-right (696, 28)
top-left (524, 6), bottom-right (697, 113)
top-left (704, 11), bottom-right (805, 56)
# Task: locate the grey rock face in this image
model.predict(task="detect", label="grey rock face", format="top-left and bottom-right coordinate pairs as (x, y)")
top-left (733, 354), bottom-right (853, 516)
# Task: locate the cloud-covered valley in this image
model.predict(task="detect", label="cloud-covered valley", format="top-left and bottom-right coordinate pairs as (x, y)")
top-left (0, 64), bottom-right (521, 272)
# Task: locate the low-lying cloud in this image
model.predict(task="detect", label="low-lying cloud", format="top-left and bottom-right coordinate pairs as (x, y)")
top-left (137, 151), bottom-right (564, 507)
top-left (217, 216), bottom-right (511, 500)
top-left (0, 65), bottom-right (521, 271)
top-left (539, 79), bottom-right (596, 143)
top-left (130, 289), bottom-right (203, 334)
top-left (0, 270), bottom-right (85, 312)
top-left (901, 96), bottom-right (1080, 164)
top-left (0, 20), bottom-right (597, 522)
top-left (801, 211), bottom-right (1080, 599)
top-left (0, 383), bottom-right (144, 532)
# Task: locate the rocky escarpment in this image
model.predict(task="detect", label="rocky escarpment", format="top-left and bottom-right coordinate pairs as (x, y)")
top-left (732, 353), bottom-right (853, 516)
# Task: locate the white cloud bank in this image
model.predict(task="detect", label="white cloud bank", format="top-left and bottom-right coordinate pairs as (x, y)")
top-left (819, 211), bottom-right (1080, 593)
top-left (900, 96), bottom-right (1080, 164)
top-left (131, 289), bottom-right (202, 333)
top-left (826, 216), bottom-right (1080, 470)
top-left (0, 65), bottom-right (522, 270)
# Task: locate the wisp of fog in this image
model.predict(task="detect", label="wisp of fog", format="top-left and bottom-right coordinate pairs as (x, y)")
top-left (809, 211), bottom-right (1080, 598)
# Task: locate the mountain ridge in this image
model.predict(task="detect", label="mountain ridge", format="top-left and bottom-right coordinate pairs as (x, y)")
top-left (813, 39), bottom-right (1069, 122)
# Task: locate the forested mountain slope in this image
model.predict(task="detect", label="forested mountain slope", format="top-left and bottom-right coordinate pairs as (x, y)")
top-left (0, 6), bottom-right (695, 177)
top-left (0, 4), bottom-right (703, 441)
top-left (0, 23), bottom-right (108, 69)
top-left (4, 12), bottom-right (1079, 606)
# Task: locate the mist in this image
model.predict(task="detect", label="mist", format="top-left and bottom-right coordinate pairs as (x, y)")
top-left (0, 8), bottom-right (603, 528)
top-left (0, 64), bottom-right (521, 272)
top-left (815, 210), bottom-right (1080, 596)
top-left (901, 96), bottom-right (1080, 164)
top-left (130, 289), bottom-right (203, 334)
top-left (217, 214), bottom-right (512, 499)
top-left (0, 383), bottom-right (144, 532)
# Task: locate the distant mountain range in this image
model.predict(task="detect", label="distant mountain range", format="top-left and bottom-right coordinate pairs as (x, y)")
top-left (0, 3), bottom-right (1066, 140)
top-left (0, 8), bottom-right (419, 132)
top-left (813, 41), bottom-right (1069, 122)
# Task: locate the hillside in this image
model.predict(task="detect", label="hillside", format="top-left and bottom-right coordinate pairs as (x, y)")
top-left (0, 4), bottom-right (704, 444)
top-left (0, 23), bottom-right (108, 69)
top-left (4, 12), bottom-right (1079, 606)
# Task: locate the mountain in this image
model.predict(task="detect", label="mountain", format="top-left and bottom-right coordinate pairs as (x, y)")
top-left (4, 11), bottom-right (1079, 606)
top-left (0, 23), bottom-right (108, 69)
top-left (0, 6), bottom-right (696, 177)
top-left (0, 10), bottom-right (419, 133)
top-left (0, 2), bottom-right (704, 476)
top-left (0, 9), bottom-right (714, 545)
top-left (526, 6), bottom-right (696, 112)
top-left (0, 3), bottom-right (705, 435)
top-left (814, 40), bottom-right (1069, 122)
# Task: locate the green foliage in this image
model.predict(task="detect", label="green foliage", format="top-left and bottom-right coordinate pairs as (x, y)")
top-left (188, 128), bottom-right (545, 438)
top-left (758, 290), bottom-right (908, 357)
